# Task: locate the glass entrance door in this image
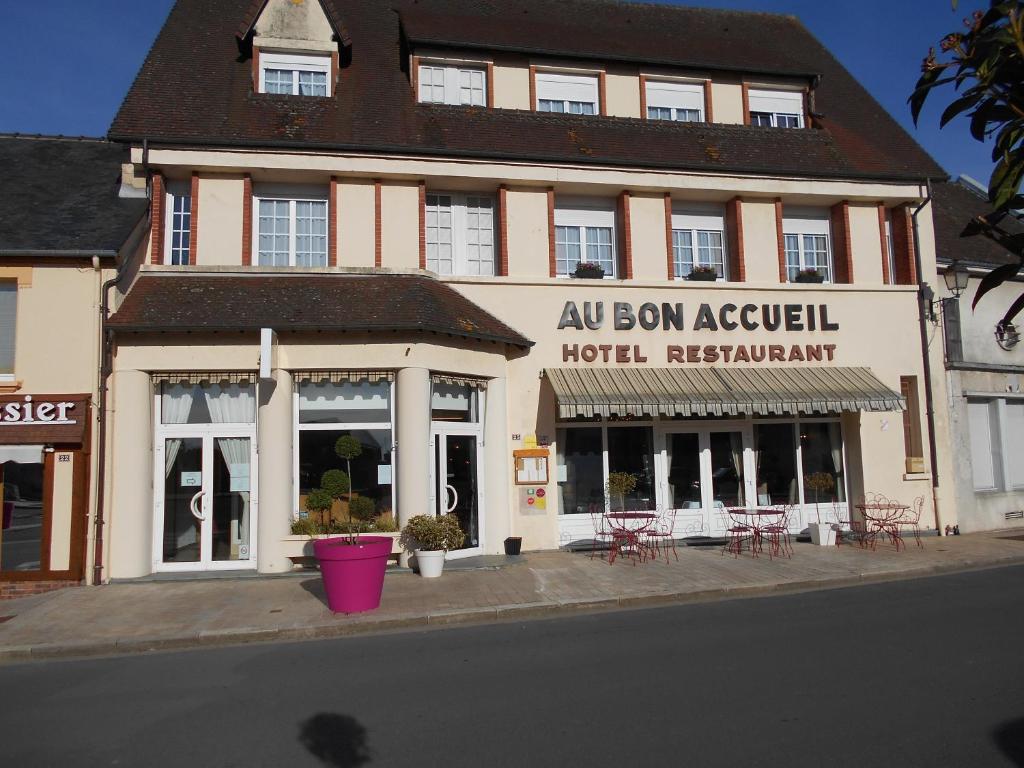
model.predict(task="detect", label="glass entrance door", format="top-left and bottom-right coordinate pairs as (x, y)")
top-left (430, 430), bottom-right (483, 558)
top-left (661, 426), bottom-right (753, 538)
top-left (155, 434), bottom-right (255, 571)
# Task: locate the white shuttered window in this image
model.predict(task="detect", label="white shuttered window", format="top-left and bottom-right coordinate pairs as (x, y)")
top-left (536, 72), bottom-right (599, 114)
top-left (749, 88), bottom-right (804, 128)
top-left (418, 64), bottom-right (486, 106)
top-left (646, 80), bottom-right (704, 122)
top-left (968, 400), bottom-right (1000, 491)
top-left (425, 193), bottom-right (495, 276)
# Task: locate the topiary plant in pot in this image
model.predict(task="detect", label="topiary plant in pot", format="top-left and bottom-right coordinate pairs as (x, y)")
top-left (400, 514), bottom-right (466, 578)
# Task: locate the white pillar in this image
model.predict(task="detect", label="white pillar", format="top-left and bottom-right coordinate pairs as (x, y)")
top-left (396, 367), bottom-right (431, 566)
top-left (107, 369), bottom-right (153, 580)
top-left (257, 368), bottom-right (293, 574)
top-left (484, 376), bottom-right (510, 554)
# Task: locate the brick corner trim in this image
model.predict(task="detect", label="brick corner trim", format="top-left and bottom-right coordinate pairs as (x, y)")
top-left (598, 71), bottom-right (608, 117)
top-left (741, 82), bottom-right (751, 126)
top-left (150, 172), bottom-right (165, 265)
top-left (241, 174), bottom-right (253, 266)
top-left (618, 190), bottom-right (633, 279)
top-left (726, 196), bottom-right (745, 282)
top-left (498, 184), bottom-right (509, 277)
top-left (374, 180), bottom-right (383, 268)
top-left (529, 65), bottom-right (538, 112)
top-left (830, 201), bottom-right (853, 284)
top-left (877, 202), bottom-right (891, 284)
top-left (639, 74), bottom-right (648, 120)
top-left (664, 192), bottom-right (673, 279)
top-left (189, 172), bottom-right (200, 265)
top-left (774, 198), bottom-right (786, 282)
top-left (546, 187), bottom-right (556, 278)
top-left (704, 79), bottom-right (714, 123)
top-left (328, 176), bottom-right (339, 268)
top-left (418, 181), bottom-right (427, 270)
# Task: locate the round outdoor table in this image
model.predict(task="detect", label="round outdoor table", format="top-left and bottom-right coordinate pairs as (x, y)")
top-left (723, 507), bottom-right (788, 557)
top-left (604, 512), bottom-right (657, 565)
top-left (855, 503), bottom-right (909, 551)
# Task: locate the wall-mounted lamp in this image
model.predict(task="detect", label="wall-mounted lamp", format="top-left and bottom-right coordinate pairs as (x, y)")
top-left (943, 260), bottom-right (970, 299)
top-left (996, 320), bottom-right (1021, 351)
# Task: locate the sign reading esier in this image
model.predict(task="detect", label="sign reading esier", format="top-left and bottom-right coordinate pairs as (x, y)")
top-left (0, 394), bottom-right (89, 445)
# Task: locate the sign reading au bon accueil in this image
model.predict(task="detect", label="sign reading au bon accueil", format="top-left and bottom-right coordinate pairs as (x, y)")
top-left (557, 300), bottom-right (842, 365)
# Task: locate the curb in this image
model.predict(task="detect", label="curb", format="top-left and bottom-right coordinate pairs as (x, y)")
top-left (3, 554), bottom-right (1024, 664)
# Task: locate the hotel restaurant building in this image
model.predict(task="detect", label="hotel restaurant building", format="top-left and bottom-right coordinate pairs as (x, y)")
top-left (9, 0), bottom-right (961, 583)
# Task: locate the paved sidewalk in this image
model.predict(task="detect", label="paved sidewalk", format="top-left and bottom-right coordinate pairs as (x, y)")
top-left (2, 530), bottom-right (1023, 663)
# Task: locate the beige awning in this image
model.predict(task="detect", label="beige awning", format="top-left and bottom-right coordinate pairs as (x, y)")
top-left (545, 367), bottom-right (905, 419)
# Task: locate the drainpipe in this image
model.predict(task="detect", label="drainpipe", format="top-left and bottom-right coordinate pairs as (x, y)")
top-left (910, 179), bottom-right (943, 535)
top-left (92, 158), bottom-right (150, 585)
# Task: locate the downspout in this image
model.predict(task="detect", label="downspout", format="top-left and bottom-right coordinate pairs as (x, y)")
top-left (910, 179), bottom-right (943, 535)
top-left (92, 146), bottom-right (149, 585)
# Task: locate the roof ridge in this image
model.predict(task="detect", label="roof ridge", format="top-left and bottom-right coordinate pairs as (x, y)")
top-left (0, 133), bottom-right (109, 143)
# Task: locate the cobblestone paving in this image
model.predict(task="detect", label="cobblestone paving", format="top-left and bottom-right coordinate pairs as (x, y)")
top-left (1, 531), bottom-right (1022, 661)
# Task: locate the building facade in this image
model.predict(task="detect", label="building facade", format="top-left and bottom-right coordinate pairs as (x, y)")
top-left (934, 180), bottom-right (1024, 533)
top-left (0, 136), bottom-right (146, 593)
top-left (94, 0), bottom-right (952, 579)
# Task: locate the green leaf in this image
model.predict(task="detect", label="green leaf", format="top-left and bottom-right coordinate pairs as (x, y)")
top-left (972, 261), bottom-right (1022, 311)
top-left (909, 72), bottom-right (956, 124)
top-left (940, 93), bottom-right (983, 127)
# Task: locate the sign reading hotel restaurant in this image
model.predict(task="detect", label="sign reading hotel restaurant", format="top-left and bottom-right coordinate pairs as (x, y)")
top-left (557, 301), bottom-right (841, 365)
top-left (0, 394), bottom-right (89, 445)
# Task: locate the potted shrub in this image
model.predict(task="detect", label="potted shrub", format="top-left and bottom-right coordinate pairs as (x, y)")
top-left (313, 435), bottom-right (392, 613)
top-left (606, 471), bottom-right (638, 512)
top-left (687, 264), bottom-right (719, 282)
top-left (794, 268), bottom-right (825, 284)
top-left (400, 514), bottom-right (466, 578)
top-left (572, 261), bottom-right (605, 279)
top-left (805, 472), bottom-right (837, 546)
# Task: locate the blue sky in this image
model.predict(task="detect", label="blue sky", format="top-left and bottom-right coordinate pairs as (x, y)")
top-left (0, 0), bottom-right (991, 185)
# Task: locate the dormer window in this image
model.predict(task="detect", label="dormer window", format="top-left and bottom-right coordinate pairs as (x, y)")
top-left (645, 80), bottom-right (704, 122)
top-left (259, 52), bottom-right (331, 97)
top-left (748, 88), bottom-right (804, 128)
top-left (418, 63), bottom-right (486, 106)
top-left (536, 72), bottom-right (599, 115)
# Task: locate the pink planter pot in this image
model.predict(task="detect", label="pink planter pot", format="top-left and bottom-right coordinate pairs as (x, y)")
top-left (313, 536), bottom-right (392, 614)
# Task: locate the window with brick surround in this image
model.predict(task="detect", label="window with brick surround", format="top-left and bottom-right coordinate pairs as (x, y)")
top-left (554, 199), bottom-right (616, 277)
top-left (783, 208), bottom-right (832, 282)
top-left (254, 187), bottom-right (329, 267)
top-left (536, 72), bottom-right (599, 114)
top-left (646, 80), bottom-right (703, 122)
top-left (672, 205), bottom-right (728, 279)
top-left (749, 88), bottom-right (804, 128)
top-left (259, 52), bottom-right (331, 97)
top-left (424, 193), bottom-right (495, 276)
top-left (418, 63), bottom-right (486, 106)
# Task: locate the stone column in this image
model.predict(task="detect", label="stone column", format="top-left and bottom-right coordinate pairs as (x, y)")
top-left (396, 367), bottom-right (431, 566)
top-left (483, 376), bottom-right (510, 554)
top-left (106, 368), bottom-right (154, 580)
top-left (257, 368), bottom-right (294, 574)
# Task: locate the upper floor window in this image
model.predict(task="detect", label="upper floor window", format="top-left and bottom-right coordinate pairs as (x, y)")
top-left (255, 188), bottom-right (328, 267)
top-left (259, 52), bottom-right (331, 97)
top-left (749, 88), bottom-right (804, 128)
top-left (165, 182), bottom-right (192, 266)
top-left (418, 64), bottom-right (486, 106)
top-left (884, 211), bottom-right (897, 285)
top-left (425, 193), bottom-right (495, 276)
top-left (536, 72), bottom-right (599, 115)
top-left (0, 282), bottom-right (15, 380)
top-left (672, 206), bottom-right (727, 279)
top-left (555, 199), bottom-right (616, 277)
top-left (783, 208), bottom-right (832, 282)
top-left (646, 80), bottom-right (703, 123)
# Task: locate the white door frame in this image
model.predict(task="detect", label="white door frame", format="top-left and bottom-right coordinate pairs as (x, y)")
top-left (429, 422), bottom-right (485, 559)
top-left (153, 423), bottom-right (259, 573)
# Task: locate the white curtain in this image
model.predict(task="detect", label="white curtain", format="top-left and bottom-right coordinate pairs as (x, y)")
top-left (729, 433), bottom-right (745, 506)
top-left (161, 385), bottom-right (195, 472)
top-left (164, 439), bottom-right (183, 479)
top-left (665, 436), bottom-right (675, 508)
top-left (828, 422), bottom-right (844, 502)
top-left (217, 438), bottom-right (251, 556)
top-left (204, 385), bottom-right (255, 424)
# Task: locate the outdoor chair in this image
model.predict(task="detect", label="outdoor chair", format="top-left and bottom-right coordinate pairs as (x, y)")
top-left (721, 508), bottom-right (755, 558)
top-left (759, 505), bottom-right (793, 560)
top-left (896, 496), bottom-right (925, 548)
top-left (644, 508), bottom-right (679, 563)
top-left (588, 504), bottom-right (613, 560)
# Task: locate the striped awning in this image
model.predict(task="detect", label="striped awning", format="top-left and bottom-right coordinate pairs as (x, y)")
top-left (545, 367), bottom-right (905, 419)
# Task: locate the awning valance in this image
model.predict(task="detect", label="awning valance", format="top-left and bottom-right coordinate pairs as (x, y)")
top-left (152, 371), bottom-right (255, 386)
top-left (294, 370), bottom-right (395, 384)
top-left (431, 374), bottom-right (488, 390)
top-left (545, 367), bottom-right (905, 419)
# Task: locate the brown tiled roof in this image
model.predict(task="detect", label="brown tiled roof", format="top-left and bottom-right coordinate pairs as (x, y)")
top-left (109, 0), bottom-right (943, 182)
top-left (932, 180), bottom-right (1022, 269)
top-left (107, 272), bottom-right (533, 348)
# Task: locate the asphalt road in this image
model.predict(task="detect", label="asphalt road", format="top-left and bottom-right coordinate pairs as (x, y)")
top-left (2, 566), bottom-right (1024, 767)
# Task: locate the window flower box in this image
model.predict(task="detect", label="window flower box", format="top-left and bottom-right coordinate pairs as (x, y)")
top-left (686, 266), bottom-right (719, 282)
top-left (794, 269), bottom-right (825, 284)
top-left (572, 262), bottom-right (605, 279)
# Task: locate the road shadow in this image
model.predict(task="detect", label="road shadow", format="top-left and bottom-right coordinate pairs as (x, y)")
top-left (994, 718), bottom-right (1024, 766)
top-left (300, 578), bottom-right (329, 608)
top-left (298, 713), bottom-right (372, 767)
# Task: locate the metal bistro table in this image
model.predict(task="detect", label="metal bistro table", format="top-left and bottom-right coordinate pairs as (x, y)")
top-left (723, 506), bottom-right (791, 558)
top-left (604, 511), bottom-right (657, 565)
top-left (854, 500), bottom-right (910, 551)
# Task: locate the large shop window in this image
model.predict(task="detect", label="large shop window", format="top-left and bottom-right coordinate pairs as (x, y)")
top-left (646, 80), bottom-right (704, 122)
top-left (0, 451), bottom-right (44, 573)
top-left (296, 378), bottom-right (394, 520)
top-left (425, 193), bottom-right (495, 276)
top-left (783, 208), bottom-right (833, 283)
top-left (536, 72), bottom-right (599, 114)
top-left (255, 189), bottom-right (329, 267)
top-left (556, 424), bottom-right (656, 514)
top-left (555, 199), bottom-right (616, 277)
top-left (0, 282), bottom-right (16, 379)
top-left (672, 205), bottom-right (728, 280)
top-left (431, 381), bottom-right (481, 422)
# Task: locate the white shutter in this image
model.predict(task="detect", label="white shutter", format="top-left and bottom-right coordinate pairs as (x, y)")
top-left (536, 73), bottom-right (598, 104)
top-left (0, 283), bottom-right (16, 375)
top-left (782, 207), bottom-right (830, 235)
top-left (748, 88), bottom-right (804, 116)
top-left (672, 204), bottom-right (725, 232)
top-left (646, 81), bottom-right (703, 111)
top-left (968, 400), bottom-right (997, 490)
top-left (1006, 401), bottom-right (1024, 488)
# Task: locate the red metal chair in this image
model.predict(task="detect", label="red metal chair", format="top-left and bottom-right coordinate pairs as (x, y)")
top-left (896, 496), bottom-right (925, 548)
top-left (588, 504), bottom-right (613, 561)
top-left (722, 507), bottom-right (755, 558)
top-left (644, 508), bottom-right (678, 563)
top-left (759, 505), bottom-right (793, 560)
